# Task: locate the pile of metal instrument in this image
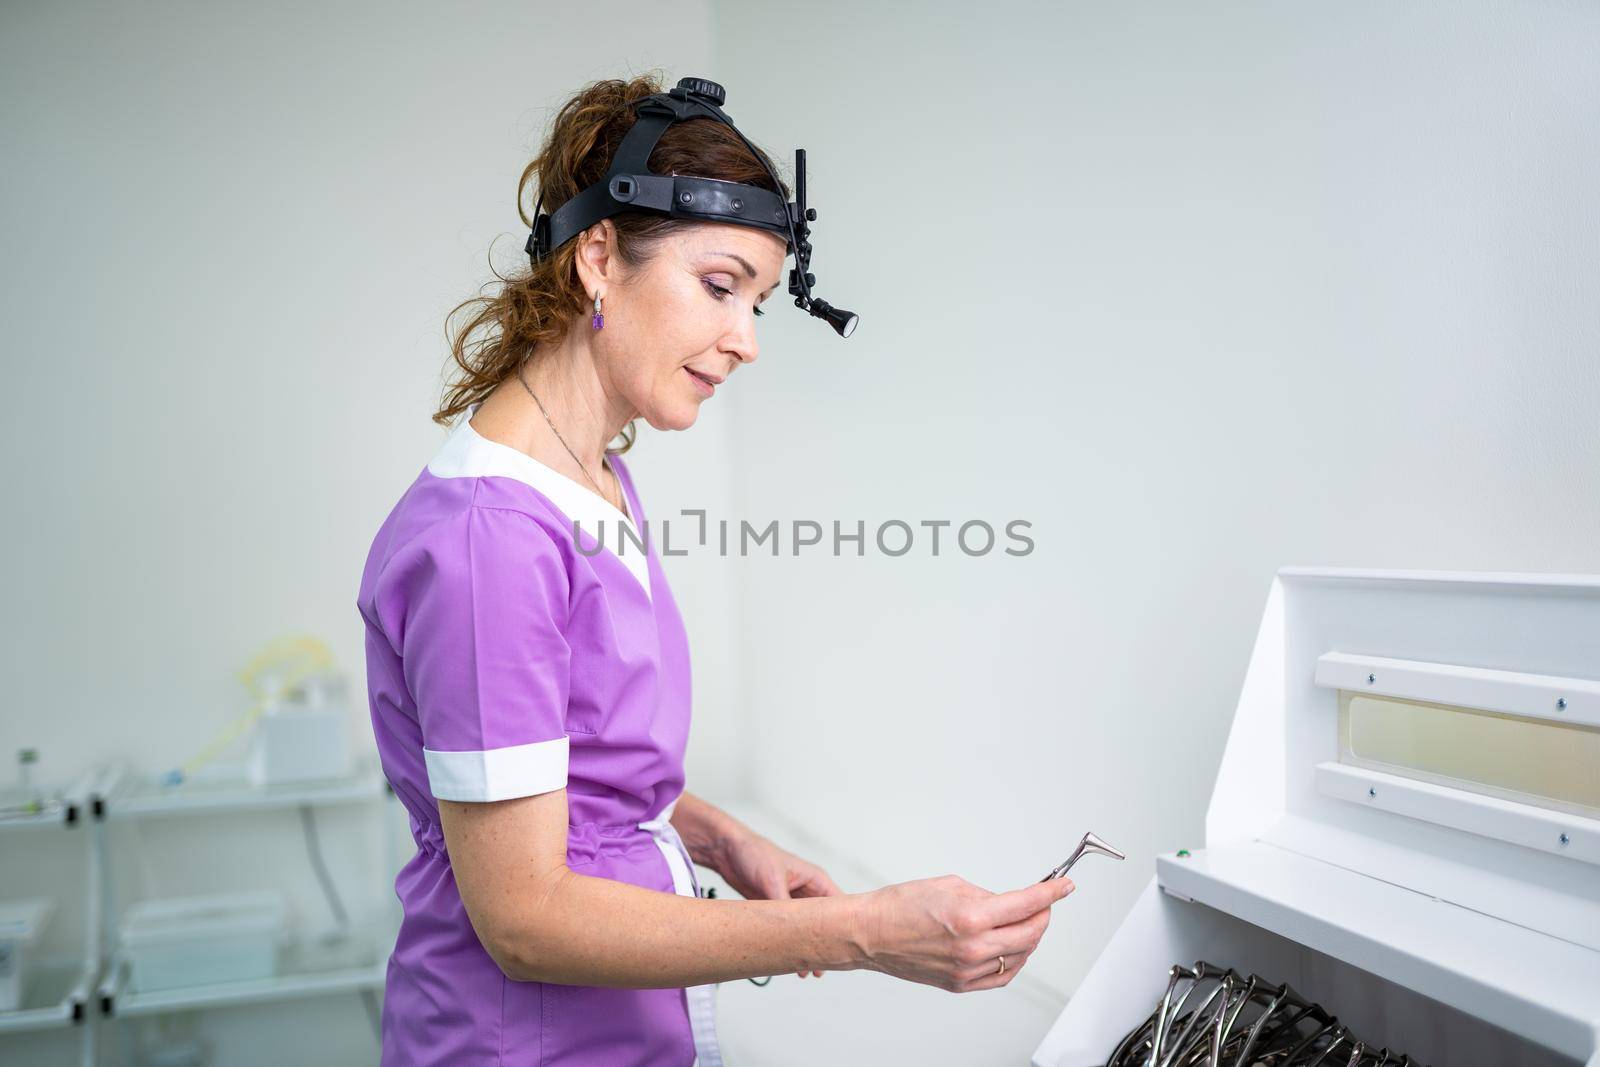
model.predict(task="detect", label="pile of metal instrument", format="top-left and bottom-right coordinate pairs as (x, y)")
top-left (1103, 961), bottom-right (1428, 1066)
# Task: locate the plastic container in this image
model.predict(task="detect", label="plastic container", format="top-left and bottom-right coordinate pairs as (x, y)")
top-left (0, 897), bottom-right (55, 1011)
top-left (140, 1038), bottom-right (211, 1067)
top-left (248, 706), bottom-right (352, 787)
top-left (120, 892), bottom-right (286, 992)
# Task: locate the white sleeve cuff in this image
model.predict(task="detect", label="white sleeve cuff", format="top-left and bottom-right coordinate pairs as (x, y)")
top-left (424, 736), bottom-right (570, 802)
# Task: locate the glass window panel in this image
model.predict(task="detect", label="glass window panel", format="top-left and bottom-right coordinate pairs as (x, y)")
top-left (1338, 690), bottom-right (1600, 818)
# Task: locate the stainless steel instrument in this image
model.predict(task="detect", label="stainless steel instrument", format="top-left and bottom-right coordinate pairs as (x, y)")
top-left (1040, 830), bottom-right (1125, 882)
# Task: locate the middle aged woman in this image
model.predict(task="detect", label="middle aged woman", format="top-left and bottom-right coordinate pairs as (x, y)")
top-left (355, 72), bottom-right (1076, 1067)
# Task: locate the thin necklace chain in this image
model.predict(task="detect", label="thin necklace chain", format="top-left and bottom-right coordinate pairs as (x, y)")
top-left (516, 361), bottom-right (622, 514)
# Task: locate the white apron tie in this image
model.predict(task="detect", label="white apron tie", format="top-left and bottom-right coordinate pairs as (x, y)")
top-left (638, 798), bottom-right (725, 1067)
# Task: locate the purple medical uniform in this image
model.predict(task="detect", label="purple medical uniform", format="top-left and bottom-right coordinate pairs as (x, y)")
top-left (356, 403), bottom-right (724, 1066)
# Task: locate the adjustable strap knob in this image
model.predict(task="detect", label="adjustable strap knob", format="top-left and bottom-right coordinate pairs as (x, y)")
top-left (675, 77), bottom-right (725, 106)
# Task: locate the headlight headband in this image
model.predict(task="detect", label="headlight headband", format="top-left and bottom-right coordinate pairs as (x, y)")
top-left (525, 77), bottom-right (857, 338)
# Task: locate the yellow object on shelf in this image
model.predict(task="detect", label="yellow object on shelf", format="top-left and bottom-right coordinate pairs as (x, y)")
top-left (162, 635), bottom-right (343, 788)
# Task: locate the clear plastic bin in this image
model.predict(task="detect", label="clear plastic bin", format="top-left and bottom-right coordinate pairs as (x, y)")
top-left (0, 897), bottom-right (55, 1011)
top-left (121, 891), bottom-right (286, 992)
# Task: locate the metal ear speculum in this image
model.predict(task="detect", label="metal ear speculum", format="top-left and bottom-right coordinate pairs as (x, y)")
top-left (1041, 831), bottom-right (1126, 882)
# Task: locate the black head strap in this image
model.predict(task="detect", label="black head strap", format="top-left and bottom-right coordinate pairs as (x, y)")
top-left (523, 78), bottom-right (857, 338)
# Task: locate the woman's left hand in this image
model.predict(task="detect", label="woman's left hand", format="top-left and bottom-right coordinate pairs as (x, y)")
top-left (716, 832), bottom-right (844, 979)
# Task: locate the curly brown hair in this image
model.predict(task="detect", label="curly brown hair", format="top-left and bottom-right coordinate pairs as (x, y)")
top-left (433, 71), bottom-right (791, 454)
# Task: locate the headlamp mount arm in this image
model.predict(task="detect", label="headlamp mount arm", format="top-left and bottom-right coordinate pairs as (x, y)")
top-left (523, 77), bottom-right (856, 338)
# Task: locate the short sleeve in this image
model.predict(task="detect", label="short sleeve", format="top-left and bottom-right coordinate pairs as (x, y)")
top-left (400, 505), bottom-right (572, 802)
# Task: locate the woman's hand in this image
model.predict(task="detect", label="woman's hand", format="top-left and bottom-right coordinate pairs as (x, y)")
top-left (715, 831), bottom-right (844, 979)
top-left (854, 874), bottom-right (1073, 993)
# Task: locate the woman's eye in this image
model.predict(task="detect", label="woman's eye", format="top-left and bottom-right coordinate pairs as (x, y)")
top-left (705, 278), bottom-right (764, 317)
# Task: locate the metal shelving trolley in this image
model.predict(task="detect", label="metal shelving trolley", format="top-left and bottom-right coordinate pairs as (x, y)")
top-left (0, 767), bottom-right (104, 1067)
top-left (0, 762), bottom-right (401, 1066)
top-left (93, 765), bottom-right (400, 1060)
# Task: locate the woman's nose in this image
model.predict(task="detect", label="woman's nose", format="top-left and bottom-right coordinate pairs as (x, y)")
top-left (726, 324), bottom-right (759, 366)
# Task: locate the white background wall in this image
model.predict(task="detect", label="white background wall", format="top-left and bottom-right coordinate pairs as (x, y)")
top-left (713, 0), bottom-right (1600, 1006)
top-left (3, 1), bottom-right (1598, 1064)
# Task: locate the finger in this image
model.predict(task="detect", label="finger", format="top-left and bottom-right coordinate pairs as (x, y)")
top-left (959, 950), bottom-right (1032, 992)
top-left (789, 874), bottom-right (823, 898)
top-left (955, 940), bottom-right (1033, 984)
top-left (793, 866), bottom-right (843, 898)
top-left (990, 897), bottom-right (1056, 944)
top-left (811, 869), bottom-right (844, 896)
top-left (979, 877), bottom-right (1074, 927)
top-left (957, 919), bottom-right (1046, 980)
top-left (987, 918), bottom-right (1049, 963)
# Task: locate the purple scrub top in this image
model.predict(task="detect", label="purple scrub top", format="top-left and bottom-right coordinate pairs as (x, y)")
top-left (356, 403), bottom-right (725, 1066)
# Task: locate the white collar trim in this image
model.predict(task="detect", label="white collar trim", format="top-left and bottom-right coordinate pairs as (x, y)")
top-left (427, 403), bottom-right (652, 600)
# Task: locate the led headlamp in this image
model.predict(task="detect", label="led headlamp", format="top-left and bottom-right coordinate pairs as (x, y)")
top-left (525, 77), bottom-right (857, 338)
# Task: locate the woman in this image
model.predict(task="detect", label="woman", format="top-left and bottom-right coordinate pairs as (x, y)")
top-left (356, 73), bottom-right (1075, 1066)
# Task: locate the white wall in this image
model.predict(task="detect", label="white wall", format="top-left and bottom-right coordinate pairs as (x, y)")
top-left (5, 1), bottom-right (1600, 1063)
top-left (0, 3), bottom-right (723, 1064)
top-left (712, 0), bottom-right (1600, 1005)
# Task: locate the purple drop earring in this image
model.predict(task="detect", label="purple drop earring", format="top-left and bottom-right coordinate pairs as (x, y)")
top-left (591, 292), bottom-right (604, 330)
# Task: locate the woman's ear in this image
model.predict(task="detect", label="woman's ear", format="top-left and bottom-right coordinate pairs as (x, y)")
top-left (573, 219), bottom-right (618, 297)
